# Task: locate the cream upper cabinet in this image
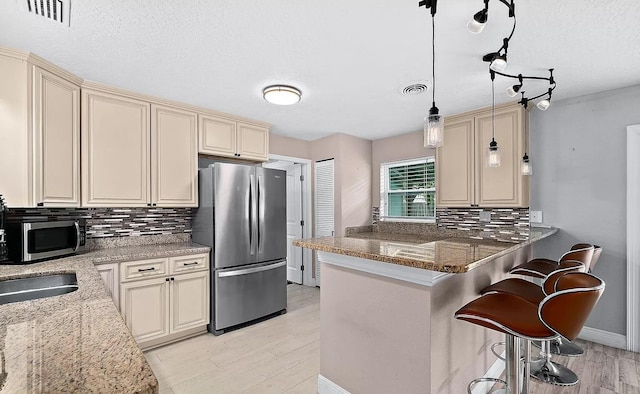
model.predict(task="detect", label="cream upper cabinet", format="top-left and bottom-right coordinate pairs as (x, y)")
top-left (0, 49), bottom-right (81, 208)
top-left (475, 106), bottom-right (527, 207)
top-left (237, 122), bottom-right (269, 161)
top-left (198, 114), bottom-right (269, 162)
top-left (82, 89), bottom-right (150, 207)
top-left (436, 104), bottom-right (529, 208)
top-left (33, 67), bottom-right (81, 207)
top-left (151, 105), bottom-right (198, 207)
top-left (436, 117), bottom-right (474, 207)
top-left (199, 114), bottom-right (237, 156)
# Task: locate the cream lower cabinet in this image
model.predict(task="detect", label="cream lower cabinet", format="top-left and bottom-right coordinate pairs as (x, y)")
top-left (199, 114), bottom-right (269, 161)
top-left (0, 49), bottom-right (81, 208)
top-left (119, 253), bottom-right (209, 350)
top-left (96, 263), bottom-right (120, 310)
top-left (81, 89), bottom-right (199, 208)
top-left (436, 104), bottom-right (529, 208)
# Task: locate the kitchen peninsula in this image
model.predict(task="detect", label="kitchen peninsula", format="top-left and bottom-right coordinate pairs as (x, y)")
top-left (293, 227), bottom-right (556, 394)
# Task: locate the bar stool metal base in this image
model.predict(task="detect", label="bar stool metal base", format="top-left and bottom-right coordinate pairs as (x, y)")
top-left (532, 339), bottom-right (585, 357)
top-left (467, 377), bottom-right (508, 394)
top-left (529, 358), bottom-right (579, 386)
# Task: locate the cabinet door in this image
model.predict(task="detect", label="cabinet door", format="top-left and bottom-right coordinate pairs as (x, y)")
top-left (120, 277), bottom-right (170, 343)
top-left (82, 90), bottom-right (150, 207)
top-left (97, 263), bottom-right (120, 309)
top-left (237, 122), bottom-right (269, 161)
top-left (198, 114), bottom-right (237, 157)
top-left (151, 105), bottom-right (198, 207)
top-left (436, 117), bottom-right (475, 207)
top-left (475, 106), bottom-right (527, 207)
top-left (170, 270), bottom-right (209, 334)
top-left (33, 67), bottom-right (80, 207)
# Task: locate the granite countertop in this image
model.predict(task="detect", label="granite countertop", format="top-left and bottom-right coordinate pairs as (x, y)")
top-left (0, 241), bottom-right (210, 393)
top-left (293, 228), bottom-right (557, 273)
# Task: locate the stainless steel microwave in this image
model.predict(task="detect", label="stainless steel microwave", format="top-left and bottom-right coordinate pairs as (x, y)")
top-left (5, 220), bottom-right (86, 264)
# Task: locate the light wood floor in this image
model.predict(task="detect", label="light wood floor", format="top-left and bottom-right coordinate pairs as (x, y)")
top-left (145, 284), bottom-right (640, 394)
top-left (144, 284), bottom-right (320, 394)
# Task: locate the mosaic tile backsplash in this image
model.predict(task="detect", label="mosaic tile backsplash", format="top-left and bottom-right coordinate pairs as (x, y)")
top-left (7, 208), bottom-right (193, 239)
top-left (371, 206), bottom-right (530, 242)
top-left (436, 207), bottom-right (530, 241)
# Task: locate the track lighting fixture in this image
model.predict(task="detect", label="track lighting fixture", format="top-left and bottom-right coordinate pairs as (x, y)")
top-left (506, 74), bottom-right (523, 97)
top-left (469, 0), bottom-right (556, 109)
top-left (419, 0), bottom-right (444, 148)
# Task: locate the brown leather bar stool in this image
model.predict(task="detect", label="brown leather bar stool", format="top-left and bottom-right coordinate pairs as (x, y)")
top-left (509, 244), bottom-right (594, 278)
top-left (481, 260), bottom-right (585, 385)
top-left (455, 272), bottom-right (605, 393)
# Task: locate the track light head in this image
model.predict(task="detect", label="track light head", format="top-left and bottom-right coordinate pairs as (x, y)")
top-left (537, 99), bottom-right (551, 111)
top-left (506, 84), bottom-right (521, 97)
top-left (467, 9), bottom-right (488, 34)
top-left (489, 53), bottom-right (507, 72)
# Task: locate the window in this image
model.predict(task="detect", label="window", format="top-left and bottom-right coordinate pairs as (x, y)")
top-left (380, 158), bottom-right (435, 221)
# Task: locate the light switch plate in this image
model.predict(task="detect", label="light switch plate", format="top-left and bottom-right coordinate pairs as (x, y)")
top-left (530, 210), bottom-right (543, 223)
top-left (479, 211), bottom-right (491, 222)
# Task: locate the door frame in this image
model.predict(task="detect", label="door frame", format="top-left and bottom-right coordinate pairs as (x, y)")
top-left (627, 124), bottom-right (640, 352)
top-left (268, 154), bottom-right (315, 287)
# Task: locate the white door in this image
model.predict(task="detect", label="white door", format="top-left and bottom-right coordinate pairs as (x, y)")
top-left (315, 159), bottom-right (335, 287)
top-left (284, 163), bottom-right (304, 284)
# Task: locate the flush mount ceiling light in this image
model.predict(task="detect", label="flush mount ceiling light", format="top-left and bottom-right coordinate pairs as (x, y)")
top-left (419, 0), bottom-right (444, 149)
top-left (468, 0), bottom-right (557, 111)
top-left (262, 85), bottom-right (301, 105)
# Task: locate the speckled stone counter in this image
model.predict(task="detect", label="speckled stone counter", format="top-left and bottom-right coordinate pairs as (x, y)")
top-left (0, 241), bottom-right (209, 393)
top-left (293, 227), bottom-right (556, 273)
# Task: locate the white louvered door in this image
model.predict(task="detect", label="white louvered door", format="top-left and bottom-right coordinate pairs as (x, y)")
top-left (314, 159), bottom-right (335, 287)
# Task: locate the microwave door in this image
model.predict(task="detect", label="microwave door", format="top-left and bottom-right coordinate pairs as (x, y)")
top-left (23, 221), bottom-right (79, 261)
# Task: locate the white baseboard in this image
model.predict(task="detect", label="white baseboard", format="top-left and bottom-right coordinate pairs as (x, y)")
top-left (578, 326), bottom-right (627, 350)
top-left (317, 374), bottom-right (350, 394)
top-left (470, 352), bottom-right (506, 394)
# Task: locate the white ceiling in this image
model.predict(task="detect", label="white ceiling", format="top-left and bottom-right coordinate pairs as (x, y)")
top-left (1, 0), bottom-right (639, 141)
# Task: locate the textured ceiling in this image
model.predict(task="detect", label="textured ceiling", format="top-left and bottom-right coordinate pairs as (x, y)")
top-left (1, 0), bottom-right (639, 141)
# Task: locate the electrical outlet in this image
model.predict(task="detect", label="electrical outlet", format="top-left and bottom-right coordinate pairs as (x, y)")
top-left (479, 210), bottom-right (491, 222)
top-left (530, 210), bottom-right (543, 223)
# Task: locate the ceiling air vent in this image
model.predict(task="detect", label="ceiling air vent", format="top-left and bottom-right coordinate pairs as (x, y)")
top-left (25, 0), bottom-right (70, 26)
top-left (402, 82), bottom-right (429, 96)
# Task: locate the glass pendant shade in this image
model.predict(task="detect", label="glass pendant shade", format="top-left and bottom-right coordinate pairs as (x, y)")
top-left (489, 55), bottom-right (507, 72)
top-left (486, 139), bottom-right (501, 167)
top-left (537, 99), bottom-right (551, 111)
top-left (424, 107), bottom-right (444, 148)
top-left (521, 155), bottom-right (532, 175)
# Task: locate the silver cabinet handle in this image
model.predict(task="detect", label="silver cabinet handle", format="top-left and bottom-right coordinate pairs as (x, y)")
top-left (183, 262), bottom-right (199, 266)
top-left (218, 261), bottom-right (286, 278)
top-left (74, 222), bottom-right (81, 251)
top-left (137, 267), bottom-right (156, 272)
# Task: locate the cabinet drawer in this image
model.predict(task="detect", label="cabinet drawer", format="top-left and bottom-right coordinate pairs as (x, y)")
top-left (169, 253), bottom-right (209, 274)
top-left (121, 258), bottom-right (168, 282)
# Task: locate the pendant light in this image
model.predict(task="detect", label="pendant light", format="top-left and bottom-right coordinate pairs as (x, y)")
top-left (422, 0), bottom-right (444, 148)
top-left (521, 94), bottom-right (532, 175)
top-left (487, 73), bottom-right (501, 167)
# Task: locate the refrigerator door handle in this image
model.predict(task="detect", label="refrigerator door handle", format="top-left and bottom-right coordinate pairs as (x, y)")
top-left (258, 175), bottom-right (265, 254)
top-left (249, 174), bottom-right (255, 255)
top-left (218, 261), bottom-right (286, 278)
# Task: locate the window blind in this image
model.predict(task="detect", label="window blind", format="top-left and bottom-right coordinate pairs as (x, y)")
top-left (380, 158), bottom-right (435, 220)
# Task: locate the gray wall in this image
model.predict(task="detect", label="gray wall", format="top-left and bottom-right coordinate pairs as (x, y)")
top-left (530, 84), bottom-right (640, 335)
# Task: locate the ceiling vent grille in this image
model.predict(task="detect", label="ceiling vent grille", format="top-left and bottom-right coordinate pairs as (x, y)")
top-left (25, 0), bottom-right (70, 26)
top-left (402, 83), bottom-right (429, 96)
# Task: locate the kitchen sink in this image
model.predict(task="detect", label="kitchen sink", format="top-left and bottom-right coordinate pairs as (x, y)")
top-left (0, 273), bottom-right (78, 305)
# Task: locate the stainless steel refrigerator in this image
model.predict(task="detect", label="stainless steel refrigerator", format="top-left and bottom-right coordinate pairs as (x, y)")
top-left (192, 163), bottom-right (287, 335)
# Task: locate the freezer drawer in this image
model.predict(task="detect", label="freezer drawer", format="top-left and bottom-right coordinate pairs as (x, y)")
top-left (213, 260), bottom-right (287, 332)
